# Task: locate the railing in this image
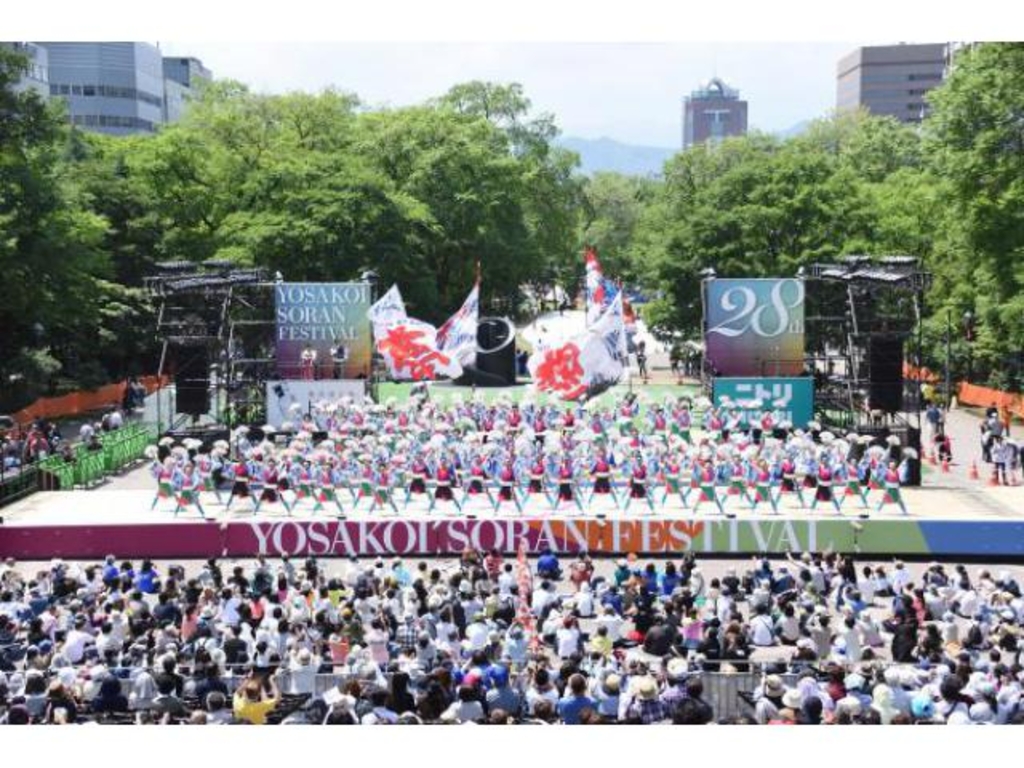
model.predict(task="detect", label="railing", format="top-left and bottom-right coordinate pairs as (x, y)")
top-left (97, 668), bottom-right (782, 722)
top-left (35, 424), bottom-right (155, 491)
top-left (0, 465), bottom-right (40, 508)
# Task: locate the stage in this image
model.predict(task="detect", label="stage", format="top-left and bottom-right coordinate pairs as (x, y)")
top-left (1, 475), bottom-right (1023, 559)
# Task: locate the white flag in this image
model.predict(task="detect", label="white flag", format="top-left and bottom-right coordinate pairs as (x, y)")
top-left (529, 296), bottom-right (624, 401)
top-left (368, 284), bottom-right (462, 381)
top-left (376, 319), bottom-right (463, 381)
top-left (367, 284), bottom-right (407, 334)
top-left (436, 284), bottom-right (480, 368)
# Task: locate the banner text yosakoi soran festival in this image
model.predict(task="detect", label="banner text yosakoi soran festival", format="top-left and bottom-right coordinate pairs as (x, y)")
top-left (6, 518), bottom-right (1024, 559)
top-left (275, 283), bottom-right (372, 380)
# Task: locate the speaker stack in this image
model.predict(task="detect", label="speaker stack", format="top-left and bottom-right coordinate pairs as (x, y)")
top-left (867, 335), bottom-right (904, 414)
top-left (172, 346), bottom-right (211, 417)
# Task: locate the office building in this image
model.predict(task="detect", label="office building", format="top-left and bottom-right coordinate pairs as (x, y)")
top-left (836, 43), bottom-right (949, 124)
top-left (3, 42), bottom-right (49, 99)
top-left (162, 56), bottom-right (212, 123)
top-left (3, 42), bottom-right (210, 135)
top-left (682, 77), bottom-right (748, 149)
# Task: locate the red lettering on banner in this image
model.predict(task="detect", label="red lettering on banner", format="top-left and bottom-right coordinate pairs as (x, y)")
top-left (534, 344), bottom-right (586, 400)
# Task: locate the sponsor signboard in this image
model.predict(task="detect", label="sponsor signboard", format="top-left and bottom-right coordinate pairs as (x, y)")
top-left (713, 377), bottom-right (815, 428)
top-left (705, 278), bottom-right (805, 377)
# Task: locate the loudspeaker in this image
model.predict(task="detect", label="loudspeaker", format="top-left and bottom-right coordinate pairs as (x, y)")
top-left (173, 347), bottom-right (210, 417)
top-left (473, 317), bottom-right (516, 386)
top-left (868, 336), bottom-right (904, 413)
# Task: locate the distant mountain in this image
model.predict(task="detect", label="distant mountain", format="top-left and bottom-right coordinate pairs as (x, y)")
top-left (775, 120), bottom-right (813, 140)
top-left (557, 136), bottom-right (677, 177)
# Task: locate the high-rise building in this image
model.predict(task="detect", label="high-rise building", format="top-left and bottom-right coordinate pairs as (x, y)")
top-left (42, 42), bottom-right (167, 135)
top-left (3, 42), bottom-right (210, 135)
top-left (3, 42), bottom-right (49, 99)
top-left (162, 56), bottom-right (212, 124)
top-left (682, 77), bottom-right (748, 149)
top-left (836, 43), bottom-right (949, 124)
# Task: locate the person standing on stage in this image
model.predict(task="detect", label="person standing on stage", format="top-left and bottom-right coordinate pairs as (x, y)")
top-left (300, 344), bottom-right (317, 381)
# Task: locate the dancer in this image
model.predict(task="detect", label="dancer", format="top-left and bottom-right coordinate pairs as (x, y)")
top-left (750, 459), bottom-right (778, 514)
top-left (876, 460), bottom-right (908, 515)
top-left (175, 463), bottom-right (207, 519)
top-left (495, 460), bottom-right (522, 514)
top-left (810, 458), bottom-right (842, 514)
top-left (692, 460), bottom-right (725, 515)
top-left (624, 452), bottom-right (654, 513)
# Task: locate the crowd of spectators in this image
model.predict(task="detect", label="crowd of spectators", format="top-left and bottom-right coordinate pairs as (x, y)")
top-left (1, 549), bottom-right (1023, 725)
top-left (1, 411), bottom-right (127, 473)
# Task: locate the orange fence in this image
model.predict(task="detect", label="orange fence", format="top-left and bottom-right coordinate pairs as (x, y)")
top-left (957, 382), bottom-right (1024, 420)
top-left (11, 375), bottom-right (168, 427)
top-left (903, 362), bottom-right (940, 383)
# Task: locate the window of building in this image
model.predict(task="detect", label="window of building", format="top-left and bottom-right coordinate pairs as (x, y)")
top-left (71, 85), bottom-right (82, 96)
top-left (82, 85), bottom-right (95, 97)
top-left (59, 84), bottom-right (70, 95)
top-left (49, 84), bottom-right (59, 95)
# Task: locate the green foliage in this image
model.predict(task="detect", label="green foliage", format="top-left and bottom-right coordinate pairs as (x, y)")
top-left (0, 64), bottom-right (584, 408)
top-left (5, 42), bottom-right (1024, 409)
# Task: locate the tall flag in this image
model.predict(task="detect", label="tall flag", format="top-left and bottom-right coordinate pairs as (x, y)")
top-left (584, 246), bottom-right (621, 328)
top-left (367, 284), bottom-right (407, 334)
top-left (368, 284), bottom-right (462, 381)
top-left (529, 293), bottom-right (625, 401)
top-left (436, 280), bottom-right (480, 369)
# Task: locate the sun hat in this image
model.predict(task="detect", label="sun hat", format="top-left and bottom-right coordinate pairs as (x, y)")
top-left (782, 688), bottom-right (803, 709)
top-left (763, 675), bottom-right (785, 698)
top-left (603, 674), bottom-right (621, 695)
top-left (637, 677), bottom-right (658, 700)
top-left (871, 684), bottom-right (899, 725)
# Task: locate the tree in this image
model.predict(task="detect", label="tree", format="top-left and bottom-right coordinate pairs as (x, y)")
top-left (0, 48), bottom-right (115, 407)
top-left (922, 43), bottom-right (1024, 385)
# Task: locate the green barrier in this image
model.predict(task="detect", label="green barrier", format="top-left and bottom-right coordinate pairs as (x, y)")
top-left (32, 426), bottom-right (157, 491)
top-left (74, 445), bottom-right (107, 487)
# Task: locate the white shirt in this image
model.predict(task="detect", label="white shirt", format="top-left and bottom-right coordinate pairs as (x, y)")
top-left (750, 615), bottom-right (775, 647)
top-left (595, 613), bottom-right (624, 642)
top-left (362, 707), bottom-right (399, 725)
top-left (465, 622), bottom-right (490, 651)
top-left (575, 591), bottom-right (594, 618)
top-left (892, 567), bottom-right (911, 593)
top-left (286, 659), bottom-right (318, 695)
top-left (498, 572), bottom-right (516, 596)
top-left (63, 628), bottom-right (93, 663)
top-left (556, 627), bottom-right (580, 658)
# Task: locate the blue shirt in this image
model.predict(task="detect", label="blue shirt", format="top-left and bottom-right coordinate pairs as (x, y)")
top-left (557, 694), bottom-right (597, 724)
top-left (537, 554), bottom-right (560, 575)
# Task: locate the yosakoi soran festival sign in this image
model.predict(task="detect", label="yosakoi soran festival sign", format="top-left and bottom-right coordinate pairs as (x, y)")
top-left (275, 283), bottom-right (372, 380)
top-left (705, 278), bottom-right (805, 377)
top-left (7, 518), bottom-right (1024, 558)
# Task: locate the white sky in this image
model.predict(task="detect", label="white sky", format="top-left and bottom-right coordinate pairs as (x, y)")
top-left (158, 41), bottom-right (865, 146)
top-left (11, 0), bottom-right (1016, 148)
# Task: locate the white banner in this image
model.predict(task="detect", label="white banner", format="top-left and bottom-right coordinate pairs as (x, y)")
top-left (436, 283), bottom-right (479, 368)
top-left (265, 380), bottom-right (367, 427)
top-left (367, 284), bottom-right (408, 334)
top-left (529, 295), bottom-right (625, 400)
top-left (376, 320), bottom-right (463, 381)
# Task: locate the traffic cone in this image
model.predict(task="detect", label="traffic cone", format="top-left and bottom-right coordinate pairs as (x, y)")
top-left (941, 456), bottom-right (950, 473)
top-left (969, 461), bottom-right (980, 481)
top-left (928, 449), bottom-right (938, 466)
